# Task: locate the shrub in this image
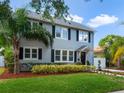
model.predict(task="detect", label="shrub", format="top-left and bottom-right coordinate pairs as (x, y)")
top-left (87, 60), bottom-right (90, 65)
top-left (32, 64), bottom-right (96, 74)
top-left (4, 47), bottom-right (14, 72)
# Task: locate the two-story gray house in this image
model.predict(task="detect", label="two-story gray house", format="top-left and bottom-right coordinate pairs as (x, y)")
top-left (19, 12), bottom-right (94, 68)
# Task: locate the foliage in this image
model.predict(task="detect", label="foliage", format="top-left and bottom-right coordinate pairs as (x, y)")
top-left (0, 0), bottom-right (55, 73)
top-left (0, 68), bottom-right (5, 75)
top-left (113, 46), bottom-right (124, 65)
top-left (31, 65), bottom-right (95, 74)
top-left (4, 47), bottom-right (14, 72)
top-left (99, 35), bottom-right (124, 64)
top-left (30, 0), bottom-right (69, 20)
top-left (87, 60), bottom-right (90, 65)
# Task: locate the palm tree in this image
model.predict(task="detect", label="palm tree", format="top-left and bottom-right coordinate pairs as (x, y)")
top-left (0, 1), bottom-right (53, 74)
top-left (113, 46), bottom-right (124, 67)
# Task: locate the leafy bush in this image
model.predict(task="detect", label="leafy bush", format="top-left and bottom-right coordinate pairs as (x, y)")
top-left (87, 60), bottom-right (90, 65)
top-left (32, 65), bottom-right (96, 74)
top-left (4, 47), bottom-right (14, 72)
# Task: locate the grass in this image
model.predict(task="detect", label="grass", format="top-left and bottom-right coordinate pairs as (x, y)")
top-left (0, 67), bottom-right (4, 75)
top-left (0, 73), bottom-right (124, 93)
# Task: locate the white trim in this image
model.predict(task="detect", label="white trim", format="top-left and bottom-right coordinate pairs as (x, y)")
top-left (54, 49), bottom-right (74, 63)
top-left (55, 26), bottom-right (68, 40)
top-left (23, 47), bottom-right (39, 60)
top-left (79, 30), bottom-right (88, 43)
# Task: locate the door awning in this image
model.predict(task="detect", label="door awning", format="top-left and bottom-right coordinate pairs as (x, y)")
top-left (76, 45), bottom-right (90, 51)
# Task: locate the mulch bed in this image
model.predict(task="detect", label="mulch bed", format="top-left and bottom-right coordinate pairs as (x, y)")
top-left (0, 70), bottom-right (46, 79)
top-left (0, 69), bottom-right (88, 79)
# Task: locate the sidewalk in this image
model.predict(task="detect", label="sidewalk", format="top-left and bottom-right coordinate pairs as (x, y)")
top-left (109, 90), bottom-right (124, 93)
top-left (103, 69), bottom-right (124, 73)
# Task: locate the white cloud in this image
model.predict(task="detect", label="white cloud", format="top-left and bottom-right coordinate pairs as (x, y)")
top-left (87, 14), bottom-right (118, 28)
top-left (66, 14), bottom-right (84, 24)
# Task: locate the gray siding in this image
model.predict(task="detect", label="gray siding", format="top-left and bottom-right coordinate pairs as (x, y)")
top-left (20, 22), bottom-right (94, 64)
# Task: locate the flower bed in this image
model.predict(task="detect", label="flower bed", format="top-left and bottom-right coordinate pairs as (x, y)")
top-left (32, 64), bottom-right (96, 74)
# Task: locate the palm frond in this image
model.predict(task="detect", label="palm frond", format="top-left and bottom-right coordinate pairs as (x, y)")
top-left (23, 25), bottom-right (53, 47)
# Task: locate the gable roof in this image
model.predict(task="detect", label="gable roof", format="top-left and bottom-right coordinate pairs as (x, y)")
top-left (27, 11), bottom-right (94, 32)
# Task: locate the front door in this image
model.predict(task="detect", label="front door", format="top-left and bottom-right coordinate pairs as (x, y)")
top-left (81, 52), bottom-right (86, 65)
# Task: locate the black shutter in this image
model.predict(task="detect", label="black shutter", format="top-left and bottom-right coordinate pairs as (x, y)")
top-left (88, 32), bottom-right (91, 43)
top-left (52, 25), bottom-right (55, 38)
top-left (38, 48), bottom-right (42, 60)
top-left (68, 28), bottom-right (71, 40)
top-left (51, 49), bottom-right (54, 62)
top-left (76, 30), bottom-right (79, 41)
top-left (74, 51), bottom-right (77, 62)
top-left (19, 47), bottom-right (23, 59)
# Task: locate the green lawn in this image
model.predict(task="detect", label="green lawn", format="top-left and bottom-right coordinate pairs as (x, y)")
top-left (0, 73), bottom-right (124, 93)
top-left (0, 68), bottom-right (4, 75)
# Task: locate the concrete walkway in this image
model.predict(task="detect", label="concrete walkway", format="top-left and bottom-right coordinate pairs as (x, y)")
top-left (109, 90), bottom-right (124, 93)
top-left (103, 69), bottom-right (124, 73)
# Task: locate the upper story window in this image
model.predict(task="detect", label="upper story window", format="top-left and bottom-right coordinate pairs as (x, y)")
top-left (55, 26), bottom-right (68, 40)
top-left (79, 31), bottom-right (88, 42)
top-left (27, 21), bottom-right (43, 30)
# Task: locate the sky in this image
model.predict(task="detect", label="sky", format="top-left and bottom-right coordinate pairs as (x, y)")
top-left (9, 0), bottom-right (124, 47)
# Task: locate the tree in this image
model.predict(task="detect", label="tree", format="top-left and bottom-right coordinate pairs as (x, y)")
top-left (0, 0), bottom-right (69, 74)
top-left (0, 0), bottom-right (54, 74)
top-left (113, 46), bottom-right (124, 67)
top-left (99, 35), bottom-right (124, 65)
top-left (30, 0), bottom-right (69, 20)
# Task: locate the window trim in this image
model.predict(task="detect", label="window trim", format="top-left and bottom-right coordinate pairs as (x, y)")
top-left (62, 50), bottom-right (68, 62)
top-left (55, 26), bottom-right (68, 40)
top-left (78, 31), bottom-right (88, 42)
top-left (24, 47), bottom-right (38, 60)
top-left (69, 51), bottom-right (74, 61)
top-left (55, 50), bottom-right (61, 61)
top-left (30, 21), bottom-right (39, 30)
top-left (54, 49), bottom-right (74, 62)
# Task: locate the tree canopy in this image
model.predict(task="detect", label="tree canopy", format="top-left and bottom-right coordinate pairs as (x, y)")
top-left (30, 0), bottom-right (69, 20)
top-left (99, 35), bottom-right (124, 66)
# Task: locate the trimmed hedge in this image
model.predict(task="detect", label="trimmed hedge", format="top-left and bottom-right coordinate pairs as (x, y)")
top-left (31, 65), bottom-right (96, 74)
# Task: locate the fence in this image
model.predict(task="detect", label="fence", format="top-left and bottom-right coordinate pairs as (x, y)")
top-left (94, 58), bottom-right (106, 69)
top-left (0, 56), bottom-right (4, 67)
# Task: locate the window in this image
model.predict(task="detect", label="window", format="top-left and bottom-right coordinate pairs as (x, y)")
top-left (56, 27), bottom-right (61, 38)
top-left (32, 22), bottom-right (39, 30)
top-left (63, 28), bottom-right (68, 39)
top-left (25, 48), bottom-right (30, 58)
top-left (79, 31), bottom-right (88, 42)
top-left (32, 49), bottom-right (37, 58)
top-left (55, 50), bottom-right (74, 62)
top-left (62, 50), bottom-right (67, 61)
top-left (24, 48), bottom-right (38, 60)
top-left (69, 51), bottom-right (74, 61)
top-left (29, 21), bottom-right (39, 30)
top-left (55, 26), bottom-right (68, 39)
top-left (55, 50), bottom-right (61, 61)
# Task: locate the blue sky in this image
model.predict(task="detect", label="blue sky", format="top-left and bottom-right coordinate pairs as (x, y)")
top-left (10, 0), bottom-right (124, 47)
